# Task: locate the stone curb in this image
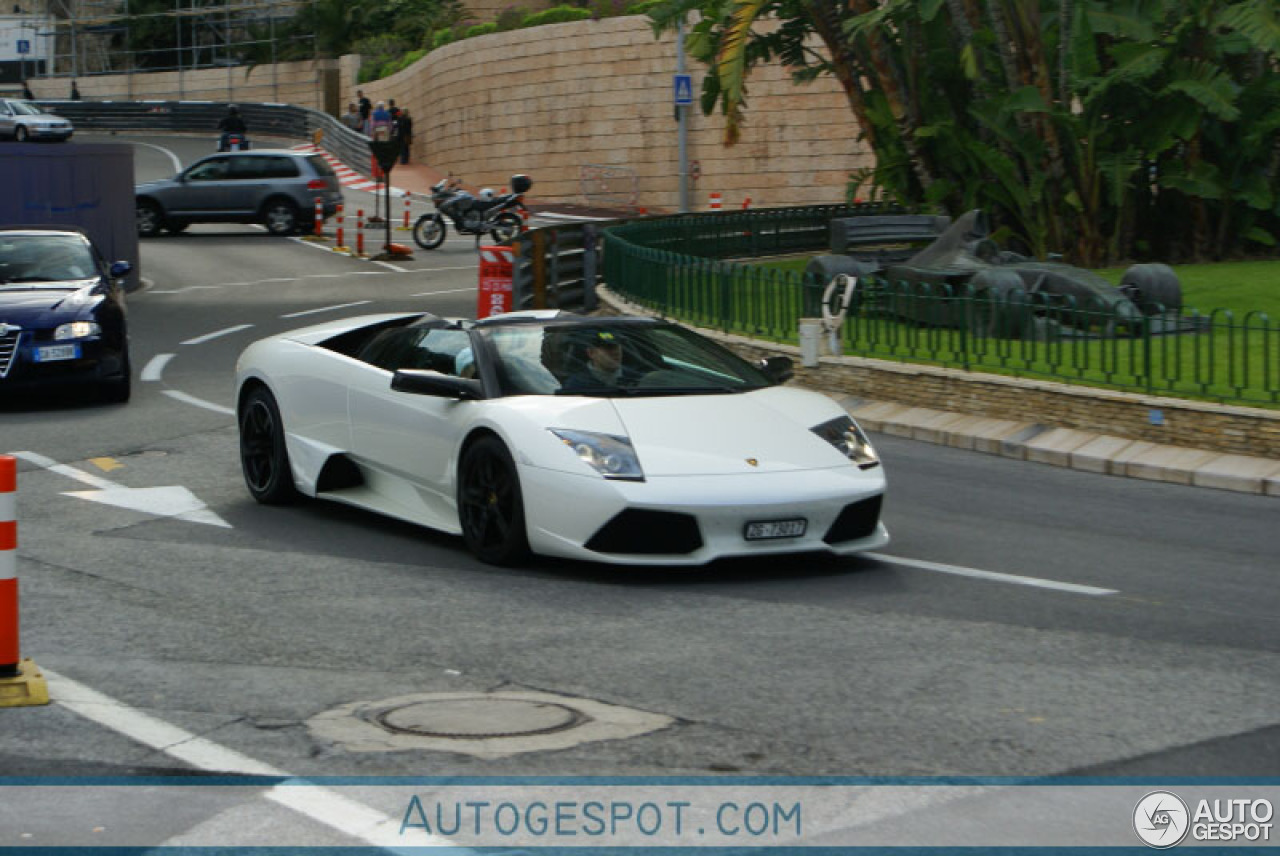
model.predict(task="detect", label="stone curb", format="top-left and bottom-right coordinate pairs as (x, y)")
top-left (830, 393), bottom-right (1280, 498)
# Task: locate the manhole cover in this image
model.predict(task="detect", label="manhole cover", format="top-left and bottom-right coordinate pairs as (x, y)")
top-left (374, 697), bottom-right (585, 739)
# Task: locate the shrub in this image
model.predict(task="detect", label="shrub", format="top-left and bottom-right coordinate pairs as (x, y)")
top-left (624, 0), bottom-right (663, 13)
top-left (495, 5), bottom-right (528, 30)
top-left (464, 21), bottom-right (498, 38)
top-left (521, 5), bottom-right (593, 27)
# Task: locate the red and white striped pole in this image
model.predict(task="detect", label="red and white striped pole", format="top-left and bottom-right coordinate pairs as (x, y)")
top-left (313, 197), bottom-right (324, 237)
top-left (356, 209), bottom-right (365, 256)
top-left (709, 191), bottom-right (722, 210)
top-left (335, 203), bottom-right (346, 251)
top-left (742, 196), bottom-right (752, 210)
top-left (1, 456), bottom-right (17, 678)
top-left (402, 192), bottom-right (412, 229)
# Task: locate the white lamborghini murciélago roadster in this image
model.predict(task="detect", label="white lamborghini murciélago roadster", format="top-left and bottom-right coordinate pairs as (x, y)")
top-left (235, 311), bottom-right (888, 566)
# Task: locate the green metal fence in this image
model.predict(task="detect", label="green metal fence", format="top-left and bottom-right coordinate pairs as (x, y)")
top-left (602, 208), bottom-right (1279, 407)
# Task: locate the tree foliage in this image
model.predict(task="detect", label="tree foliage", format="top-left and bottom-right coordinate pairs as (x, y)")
top-left (648, 0), bottom-right (1280, 263)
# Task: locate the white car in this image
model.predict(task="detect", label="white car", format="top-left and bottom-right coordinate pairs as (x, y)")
top-left (0, 99), bottom-right (74, 142)
top-left (235, 311), bottom-right (888, 566)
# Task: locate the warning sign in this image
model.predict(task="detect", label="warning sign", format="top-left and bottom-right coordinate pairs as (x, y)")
top-left (477, 245), bottom-right (514, 319)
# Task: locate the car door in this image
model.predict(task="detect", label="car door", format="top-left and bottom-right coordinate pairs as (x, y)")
top-left (0, 101), bottom-right (15, 139)
top-left (171, 156), bottom-right (232, 216)
top-left (224, 156), bottom-right (272, 215)
top-left (347, 326), bottom-right (474, 525)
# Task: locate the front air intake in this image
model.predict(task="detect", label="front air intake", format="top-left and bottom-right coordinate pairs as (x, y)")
top-left (585, 509), bottom-right (703, 555)
top-left (823, 495), bottom-right (883, 544)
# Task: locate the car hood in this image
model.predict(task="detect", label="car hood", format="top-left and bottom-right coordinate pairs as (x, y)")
top-left (0, 281), bottom-right (99, 324)
top-left (607, 386), bottom-right (851, 476)
top-left (20, 115), bottom-right (70, 127)
top-left (136, 177), bottom-right (180, 193)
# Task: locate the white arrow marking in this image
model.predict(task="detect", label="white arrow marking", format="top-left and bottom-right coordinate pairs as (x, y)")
top-left (7, 451), bottom-right (232, 528)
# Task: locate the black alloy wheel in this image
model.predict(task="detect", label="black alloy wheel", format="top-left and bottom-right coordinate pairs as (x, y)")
top-left (490, 212), bottom-right (522, 244)
top-left (239, 386), bottom-right (299, 504)
top-left (457, 435), bottom-right (530, 565)
top-left (136, 200), bottom-right (165, 238)
top-left (413, 213), bottom-right (447, 250)
top-left (263, 199), bottom-right (299, 236)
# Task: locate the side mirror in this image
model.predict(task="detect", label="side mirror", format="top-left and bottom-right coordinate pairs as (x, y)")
top-left (391, 369), bottom-right (483, 400)
top-left (756, 356), bottom-right (794, 385)
top-left (109, 261), bottom-right (132, 278)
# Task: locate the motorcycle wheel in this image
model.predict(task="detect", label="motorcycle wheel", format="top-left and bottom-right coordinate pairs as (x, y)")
top-left (490, 212), bottom-right (522, 244)
top-left (413, 213), bottom-right (447, 250)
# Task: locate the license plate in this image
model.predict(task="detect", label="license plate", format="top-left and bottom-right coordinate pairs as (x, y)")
top-left (744, 518), bottom-right (807, 541)
top-left (34, 344), bottom-right (80, 362)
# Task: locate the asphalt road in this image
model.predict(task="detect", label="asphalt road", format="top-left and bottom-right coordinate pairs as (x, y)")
top-left (0, 134), bottom-right (1276, 844)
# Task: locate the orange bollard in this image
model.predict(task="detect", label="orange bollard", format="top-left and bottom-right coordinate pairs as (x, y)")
top-left (709, 191), bottom-right (722, 210)
top-left (1, 456), bottom-right (17, 677)
top-left (335, 204), bottom-right (345, 249)
top-left (520, 207), bottom-right (530, 233)
top-left (742, 196), bottom-right (752, 210)
top-left (356, 209), bottom-right (365, 256)
top-left (313, 197), bottom-right (323, 237)
top-left (403, 192), bottom-right (411, 229)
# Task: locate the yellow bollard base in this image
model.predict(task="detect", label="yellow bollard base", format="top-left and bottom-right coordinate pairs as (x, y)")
top-left (331, 245), bottom-right (351, 254)
top-left (0, 659), bottom-right (51, 708)
top-left (301, 235), bottom-right (331, 244)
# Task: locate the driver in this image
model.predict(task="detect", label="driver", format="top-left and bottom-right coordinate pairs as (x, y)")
top-left (217, 104), bottom-right (248, 151)
top-left (562, 330), bottom-right (637, 390)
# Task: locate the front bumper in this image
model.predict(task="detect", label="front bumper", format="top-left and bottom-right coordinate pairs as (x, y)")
top-left (521, 464), bottom-right (889, 566)
top-left (0, 334), bottom-right (126, 396)
top-left (24, 125), bottom-right (73, 141)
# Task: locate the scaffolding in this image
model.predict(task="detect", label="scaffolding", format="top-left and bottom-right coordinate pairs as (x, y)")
top-left (27, 0), bottom-right (312, 89)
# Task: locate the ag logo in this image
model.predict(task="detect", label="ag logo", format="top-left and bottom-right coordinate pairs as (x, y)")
top-left (1134, 791), bottom-right (1190, 848)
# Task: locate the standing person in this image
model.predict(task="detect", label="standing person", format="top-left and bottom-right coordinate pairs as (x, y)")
top-left (357, 89), bottom-right (371, 134)
top-left (341, 101), bottom-right (361, 130)
top-left (21, 80), bottom-right (34, 101)
top-left (396, 108), bottom-right (413, 164)
top-left (370, 100), bottom-right (392, 141)
top-left (388, 98), bottom-right (400, 121)
top-left (70, 79), bottom-right (81, 100)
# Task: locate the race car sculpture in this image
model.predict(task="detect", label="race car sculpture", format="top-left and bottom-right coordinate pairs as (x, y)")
top-left (807, 210), bottom-right (1185, 338)
top-left (235, 311), bottom-right (888, 566)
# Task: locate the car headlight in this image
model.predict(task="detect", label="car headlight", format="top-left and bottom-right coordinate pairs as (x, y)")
top-left (549, 429), bottom-right (645, 481)
top-left (54, 321), bottom-right (101, 340)
top-left (812, 416), bottom-right (880, 469)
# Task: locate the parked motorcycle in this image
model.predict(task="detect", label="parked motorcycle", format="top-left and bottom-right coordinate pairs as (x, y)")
top-left (412, 174), bottom-right (532, 250)
top-left (218, 133), bottom-right (251, 152)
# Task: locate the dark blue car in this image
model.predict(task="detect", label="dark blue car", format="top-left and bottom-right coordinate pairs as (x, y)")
top-left (0, 228), bottom-right (131, 403)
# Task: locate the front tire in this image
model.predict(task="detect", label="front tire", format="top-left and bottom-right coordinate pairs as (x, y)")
top-left (490, 212), bottom-right (522, 243)
top-left (457, 435), bottom-right (530, 566)
top-left (263, 199), bottom-right (299, 236)
top-left (413, 213), bottom-right (447, 250)
top-left (100, 350), bottom-right (132, 404)
top-left (239, 386), bottom-right (299, 504)
top-left (137, 200), bottom-right (165, 238)
top-left (15, 126), bottom-right (29, 142)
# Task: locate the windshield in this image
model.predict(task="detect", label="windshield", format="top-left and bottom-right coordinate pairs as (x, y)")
top-left (10, 101), bottom-right (44, 116)
top-left (0, 234), bottom-right (98, 286)
top-left (481, 321), bottom-right (773, 397)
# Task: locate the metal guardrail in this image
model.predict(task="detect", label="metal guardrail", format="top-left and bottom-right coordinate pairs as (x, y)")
top-left (601, 207), bottom-right (1280, 407)
top-left (34, 99), bottom-right (377, 179)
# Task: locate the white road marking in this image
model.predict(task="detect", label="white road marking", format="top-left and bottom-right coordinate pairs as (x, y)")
top-left (150, 285), bottom-right (223, 294)
top-left (6, 451), bottom-right (231, 527)
top-left (411, 287), bottom-right (476, 297)
top-left (372, 260), bottom-right (408, 272)
top-left (131, 141), bottom-right (184, 174)
top-left (140, 354), bottom-right (174, 382)
top-left (282, 300), bottom-right (372, 318)
top-left (162, 390), bottom-right (236, 416)
top-left (181, 324), bottom-right (254, 346)
top-left (864, 552), bottom-right (1118, 596)
top-left (41, 669), bottom-right (454, 848)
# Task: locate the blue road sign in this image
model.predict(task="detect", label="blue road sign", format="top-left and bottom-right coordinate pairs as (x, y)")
top-left (17, 39), bottom-right (31, 55)
top-left (673, 73), bottom-right (693, 106)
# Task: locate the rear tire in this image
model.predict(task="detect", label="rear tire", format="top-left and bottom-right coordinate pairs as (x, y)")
top-left (413, 213), bottom-right (447, 250)
top-left (137, 200), bottom-right (165, 238)
top-left (490, 212), bottom-right (522, 243)
top-left (239, 386), bottom-right (299, 505)
top-left (263, 199), bottom-right (299, 236)
top-left (457, 435), bottom-right (530, 566)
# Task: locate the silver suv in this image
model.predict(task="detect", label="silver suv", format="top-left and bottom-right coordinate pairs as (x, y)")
top-left (135, 149), bottom-right (344, 237)
top-left (0, 99), bottom-right (74, 142)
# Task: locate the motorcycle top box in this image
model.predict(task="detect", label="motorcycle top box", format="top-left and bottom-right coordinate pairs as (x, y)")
top-left (511, 174), bottom-right (532, 194)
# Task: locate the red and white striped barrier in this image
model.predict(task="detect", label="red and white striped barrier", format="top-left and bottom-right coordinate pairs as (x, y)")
top-left (477, 246), bottom-right (515, 319)
top-left (1, 456), bottom-right (16, 677)
top-left (708, 191), bottom-right (722, 210)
